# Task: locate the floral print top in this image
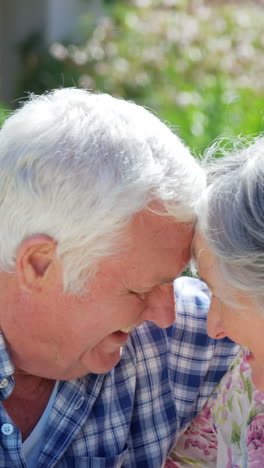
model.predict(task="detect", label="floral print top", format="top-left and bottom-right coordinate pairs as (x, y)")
top-left (166, 349), bottom-right (264, 468)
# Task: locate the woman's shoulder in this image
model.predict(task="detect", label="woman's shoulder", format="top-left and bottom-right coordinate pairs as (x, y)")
top-left (167, 349), bottom-right (264, 467)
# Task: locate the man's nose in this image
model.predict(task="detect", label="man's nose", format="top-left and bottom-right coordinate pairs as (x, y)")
top-left (143, 283), bottom-right (176, 328)
top-left (207, 297), bottom-right (226, 339)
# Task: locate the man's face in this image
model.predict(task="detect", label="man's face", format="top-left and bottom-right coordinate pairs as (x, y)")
top-left (4, 210), bottom-right (193, 380)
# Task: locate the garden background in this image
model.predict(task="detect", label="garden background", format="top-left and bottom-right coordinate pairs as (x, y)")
top-left (1, 0), bottom-right (264, 154)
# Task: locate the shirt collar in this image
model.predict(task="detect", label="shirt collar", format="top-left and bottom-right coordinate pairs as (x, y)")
top-left (0, 330), bottom-right (15, 380)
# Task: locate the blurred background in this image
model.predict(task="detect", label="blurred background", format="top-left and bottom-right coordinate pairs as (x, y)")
top-left (0, 0), bottom-right (264, 153)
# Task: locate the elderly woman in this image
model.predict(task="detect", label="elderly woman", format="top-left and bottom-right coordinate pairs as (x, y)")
top-left (166, 136), bottom-right (264, 467)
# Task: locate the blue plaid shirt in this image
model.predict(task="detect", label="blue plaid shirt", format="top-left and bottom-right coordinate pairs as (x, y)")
top-left (0, 277), bottom-right (239, 467)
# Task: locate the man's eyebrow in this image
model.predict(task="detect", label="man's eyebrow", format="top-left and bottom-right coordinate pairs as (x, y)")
top-left (160, 277), bottom-right (176, 284)
top-left (142, 277), bottom-right (176, 290)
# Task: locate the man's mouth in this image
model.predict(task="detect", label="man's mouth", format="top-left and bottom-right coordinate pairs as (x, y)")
top-left (118, 327), bottom-right (134, 334)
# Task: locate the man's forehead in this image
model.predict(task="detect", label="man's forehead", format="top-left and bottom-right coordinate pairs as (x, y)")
top-left (131, 209), bottom-right (194, 247)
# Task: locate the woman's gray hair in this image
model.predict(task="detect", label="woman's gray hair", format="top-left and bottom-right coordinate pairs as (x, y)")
top-left (0, 88), bottom-right (205, 294)
top-left (197, 135), bottom-right (264, 307)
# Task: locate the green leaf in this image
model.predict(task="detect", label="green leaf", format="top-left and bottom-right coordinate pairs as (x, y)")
top-left (231, 420), bottom-right (241, 449)
top-left (244, 377), bottom-right (253, 404)
top-left (247, 408), bottom-right (261, 426)
top-left (227, 396), bottom-right (233, 412)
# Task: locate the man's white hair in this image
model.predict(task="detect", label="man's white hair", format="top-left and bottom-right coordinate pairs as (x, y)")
top-left (0, 88), bottom-right (205, 293)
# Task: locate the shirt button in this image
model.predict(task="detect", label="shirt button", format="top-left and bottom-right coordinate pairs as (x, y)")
top-left (1, 423), bottom-right (14, 435)
top-left (0, 379), bottom-right (9, 389)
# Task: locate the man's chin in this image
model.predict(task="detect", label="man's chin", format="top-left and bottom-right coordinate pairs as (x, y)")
top-left (73, 348), bottom-right (123, 378)
top-left (92, 350), bottom-right (123, 375)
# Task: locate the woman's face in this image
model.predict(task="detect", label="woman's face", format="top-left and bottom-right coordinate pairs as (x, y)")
top-left (194, 232), bottom-right (264, 391)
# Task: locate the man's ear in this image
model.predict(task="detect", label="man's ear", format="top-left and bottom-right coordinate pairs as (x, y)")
top-left (16, 235), bottom-right (58, 292)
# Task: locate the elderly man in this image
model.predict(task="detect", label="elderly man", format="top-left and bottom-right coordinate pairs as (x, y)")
top-left (0, 88), bottom-right (238, 467)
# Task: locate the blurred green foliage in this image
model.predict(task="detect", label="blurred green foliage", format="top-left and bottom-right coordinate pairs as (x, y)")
top-left (0, 102), bottom-right (10, 128)
top-left (15, 0), bottom-right (264, 152)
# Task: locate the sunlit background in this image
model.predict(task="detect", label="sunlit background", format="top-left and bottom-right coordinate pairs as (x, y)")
top-left (1, 0), bottom-right (264, 153)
